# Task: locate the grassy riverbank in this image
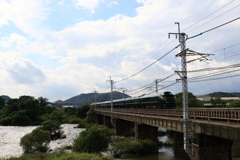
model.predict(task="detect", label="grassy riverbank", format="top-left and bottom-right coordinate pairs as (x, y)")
top-left (2, 149), bottom-right (112, 160)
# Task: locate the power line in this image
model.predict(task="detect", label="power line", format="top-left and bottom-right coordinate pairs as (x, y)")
top-left (186, 16), bottom-right (240, 40)
top-left (115, 45), bottom-right (180, 83)
top-left (187, 3), bottom-right (240, 33)
top-left (183, 0), bottom-right (235, 32)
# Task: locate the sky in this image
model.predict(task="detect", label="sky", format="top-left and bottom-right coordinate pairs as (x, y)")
top-left (0, 0), bottom-right (240, 102)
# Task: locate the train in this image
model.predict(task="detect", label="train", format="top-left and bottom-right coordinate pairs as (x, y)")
top-left (91, 91), bottom-right (176, 109)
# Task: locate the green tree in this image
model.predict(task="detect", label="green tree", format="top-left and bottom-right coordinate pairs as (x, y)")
top-left (210, 97), bottom-right (226, 107)
top-left (76, 105), bottom-right (90, 119)
top-left (49, 110), bottom-right (67, 123)
top-left (64, 107), bottom-right (77, 116)
top-left (86, 107), bottom-right (96, 123)
top-left (228, 99), bottom-right (240, 108)
top-left (20, 127), bottom-right (50, 153)
top-left (41, 120), bottom-right (64, 140)
top-left (175, 92), bottom-right (203, 108)
top-left (72, 125), bottom-right (114, 153)
top-left (0, 97), bottom-right (5, 109)
top-left (38, 97), bottom-right (49, 115)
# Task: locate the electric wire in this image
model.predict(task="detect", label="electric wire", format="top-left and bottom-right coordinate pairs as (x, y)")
top-left (186, 16), bottom-right (240, 40)
top-left (183, 0), bottom-right (235, 32)
top-left (187, 3), bottom-right (240, 33)
top-left (115, 45), bottom-right (180, 83)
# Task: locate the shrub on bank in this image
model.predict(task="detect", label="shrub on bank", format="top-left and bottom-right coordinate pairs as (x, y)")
top-left (20, 127), bottom-right (50, 154)
top-left (72, 125), bottom-right (115, 153)
top-left (110, 138), bottom-right (157, 157)
top-left (40, 120), bottom-right (64, 140)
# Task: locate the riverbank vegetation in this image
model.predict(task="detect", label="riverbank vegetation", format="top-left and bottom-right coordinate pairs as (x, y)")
top-left (0, 96), bottom-right (93, 126)
top-left (2, 149), bottom-right (111, 160)
top-left (110, 138), bottom-right (158, 158)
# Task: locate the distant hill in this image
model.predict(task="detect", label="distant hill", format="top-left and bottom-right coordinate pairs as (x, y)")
top-left (62, 92), bottom-right (130, 106)
top-left (55, 100), bottom-right (63, 104)
top-left (201, 92), bottom-right (240, 97)
top-left (0, 95), bottom-right (11, 100)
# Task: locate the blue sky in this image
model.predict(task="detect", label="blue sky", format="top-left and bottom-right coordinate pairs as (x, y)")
top-left (0, 0), bottom-right (240, 102)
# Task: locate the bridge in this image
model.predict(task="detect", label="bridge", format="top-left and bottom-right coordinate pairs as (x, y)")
top-left (96, 108), bottom-right (240, 160)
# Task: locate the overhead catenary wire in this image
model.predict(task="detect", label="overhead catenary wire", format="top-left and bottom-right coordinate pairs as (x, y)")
top-left (187, 3), bottom-right (240, 33)
top-left (186, 16), bottom-right (240, 40)
top-left (115, 44), bottom-right (180, 83)
top-left (183, 0), bottom-right (235, 32)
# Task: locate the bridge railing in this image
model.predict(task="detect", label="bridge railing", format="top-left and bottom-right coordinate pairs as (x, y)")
top-left (95, 108), bottom-right (240, 122)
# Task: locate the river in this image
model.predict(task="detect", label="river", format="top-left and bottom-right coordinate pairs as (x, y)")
top-left (0, 125), bottom-right (239, 159)
top-left (114, 134), bottom-right (240, 160)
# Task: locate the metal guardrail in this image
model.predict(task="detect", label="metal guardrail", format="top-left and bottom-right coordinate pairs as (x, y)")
top-left (95, 108), bottom-right (240, 122)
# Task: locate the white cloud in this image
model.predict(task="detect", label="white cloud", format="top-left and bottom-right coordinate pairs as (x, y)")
top-left (0, 0), bottom-right (239, 101)
top-left (0, 0), bottom-right (49, 36)
top-left (75, 0), bottom-right (101, 13)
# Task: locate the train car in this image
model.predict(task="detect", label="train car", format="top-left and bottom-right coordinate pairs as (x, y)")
top-left (91, 91), bottom-right (176, 109)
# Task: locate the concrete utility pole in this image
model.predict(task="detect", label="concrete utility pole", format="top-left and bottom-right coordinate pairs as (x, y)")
top-left (106, 76), bottom-right (115, 128)
top-left (94, 89), bottom-right (97, 110)
top-left (154, 79), bottom-right (164, 93)
top-left (122, 89), bottom-right (127, 99)
top-left (169, 22), bottom-right (196, 160)
top-left (155, 79), bottom-right (159, 93)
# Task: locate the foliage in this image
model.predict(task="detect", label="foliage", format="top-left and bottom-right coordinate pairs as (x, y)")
top-left (49, 110), bottom-right (67, 123)
top-left (110, 138), bottom-right (157, 157)
top-left (175, 92), bottom-right (203, 108)
top-left (41, 120), bottom-right (64, 140)
top-left (72, 125), bottom-right (115, 153)
top-left (76, 105), bottom-right (91, 119)
top-left (64, 107), bottom-right (77, 116)
top-left (20, 127), bottom-right (50, 154)
top-left (86, 107), bottom-right (97, 123)
top-left (0, 95), bottom-right (54, 126)
top-left (227, 99), bottom-right (240, 108)
top-left (3, 150), bottom-right (111, 160)
top-left (210, 97), bottom-right (226, 107)
top-left (0, 97), bottom-right (6, 109)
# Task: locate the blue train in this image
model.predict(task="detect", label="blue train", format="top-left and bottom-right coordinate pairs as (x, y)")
top-left (91, 91), bottom-right (176, 109)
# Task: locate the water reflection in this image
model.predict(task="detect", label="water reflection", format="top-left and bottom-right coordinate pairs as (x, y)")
top-left (114, 146), bottom-right (190, 160)
top-left (114, 134), bottom-right (190, 160)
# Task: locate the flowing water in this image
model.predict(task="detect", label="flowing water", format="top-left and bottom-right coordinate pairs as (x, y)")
top-left (0, 125), bottom-right (239, 159)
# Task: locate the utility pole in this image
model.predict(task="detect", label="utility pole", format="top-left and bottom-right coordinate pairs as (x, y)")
top-left (169, 22), bottom-right (197, 160)
top-left (154, 79), bottom-right (164, 93)
top-left (155, 79), bottom-right (159, 93)
top-left (122, 89), bottom-right (127, 99)
top-left (106, 76), bottom-right (115, 128)
top-left (94, 89), bottom-right (97, 110)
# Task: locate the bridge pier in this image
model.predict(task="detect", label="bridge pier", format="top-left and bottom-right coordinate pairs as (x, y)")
top-left (115, 119), bottom-right (131, 135)
top-left (97, 114), bottom-right (104, 125)
top-left (192, 134), bottom-right (233, 160)
top-left (135, 123), bottom-right (158, 142)
top-left (103, 116), bottom-right (114, 128)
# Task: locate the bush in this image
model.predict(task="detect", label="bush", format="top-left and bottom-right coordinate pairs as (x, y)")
top-left (86, 107), bottom-right (96, 123)
top-left (49, 110), bottom-right (67, 123)
top-left (76, 105), bottom-right (90, 119)
top-left (41, 120), bottom-right (64, 140)
top-left (110, 138), bottom-right (157, 157)
top-left (72, 125), bottom-right (114, 153)
top-left (20, 127), bottom-right (50, 154)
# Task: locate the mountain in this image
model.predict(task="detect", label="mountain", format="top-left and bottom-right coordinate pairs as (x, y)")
top-left (201, 92), bottom-right (240, 97)
top-left (55, 100), bottom-right (63, 104)
top-left (0, 95), bottom-right (11, 100)
top-left (62, 92), bottom-right (130, 106)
